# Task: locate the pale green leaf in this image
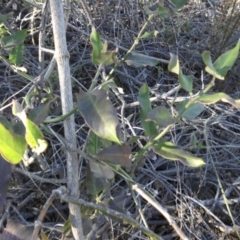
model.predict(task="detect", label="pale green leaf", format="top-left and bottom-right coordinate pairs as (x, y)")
top-left (0, 123), bottom-right (27, 164)
top-left (213, 40), bottom-right (240, 77)
top-left (125, 52), bottom-right (160, 67)
top-left (179, 71), bottom-right (193, 92)
top-left (140, 30), bottom-right (159, 39)
top-left (168, 53), bottom-right (180, 75)
top-left (153, 141), bottom-right (205, 167)
top-left (198, 93), bottom-right (240, 109)
top-left (96, 51), bottom-right (117, 65)
top-left (202, 51), bottom-right (224, 80)
top-left (25, 119), bottom-right (48, 154)
top-left (90, 27), bottom-right (103, 64)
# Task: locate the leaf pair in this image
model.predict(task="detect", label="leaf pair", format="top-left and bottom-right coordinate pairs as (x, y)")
top-left (202, 40), bottom-right (240, 80)
top-left (168, 53), bottom-right (193, 93)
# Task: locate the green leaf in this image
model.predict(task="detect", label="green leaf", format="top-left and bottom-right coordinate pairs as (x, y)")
top-left (9, 44), bottom-right (24, 65)
top-left (145, 4), bottom-right (170, 17)
top-left (168, 53), bottom-right (180, 75)
top-left (1, 29), bottom-right (27, 50)
top-left (90, 27), bottom-right (103, 64)
top-left (13, 121), bottom-right (25, 136)
top-left (179, 71), bottom-right (193, 92)
top-left (140, 30), bottom-right (159, 39)
top-left (213, 40), bottom-right (240, 77)
top-left (96, 144), bottom-right (132, 169)
top-left (25, 119), bottom-right (48, 154)
top-left (0, 24), bottom-right (8, 38)
top-left (198, 92), bottom-right (240, 109)
top-left (12, 100), bottom-right (48, 154)
top-left (87, 131), bottom-right (111, 155)
top-left (138, 84), bottom-right (158, 136)
top-left (0, 123), bottom-right (27, 164)
top-left (95, 51), bottom-right (117, 65)
top-left (202, 51), bottom-right (224, 80)
top-left (63, 218), bottom-right (71, 235)
top-left (89, 160), bottom-right (114, 179)
top-left (176, 100), bottom-right (205, 120)
top-left (172, 0), bottom-right (188, 9)
top-left (76, 89), bottom-right (121, 144)
top-left (41, 231), bottom-right (50, 240)
top-left (0, 116), bottom-right (14, 132)
top-left (12, 99), bottom-right (24, 117)
top-left (153, 141), bottom-right (205, 167)
top-left (125, 52), bottom-right (160, 67)
top-left (28, 101), bottom-right (53, 125)
top-left (85, 164), bottom-right (106, 195)
top-left (146, 106), bottom-right (175, 127)
top-left (0, 13), bottom-right (8, 23)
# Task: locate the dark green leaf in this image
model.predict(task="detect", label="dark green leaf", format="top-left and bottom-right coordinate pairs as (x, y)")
top-left (1, 29), bottom-right (27, 50)
top-left (28, 101), bottom-right (53, 125)
top-left (172, 0), bottom-right (188, 9)
top-left (76, 89), bottom-right (120, 144)
top-left (89, 160), bottom-right (114, 179)
top-left (9, 44), bottom-right (24, 65)
top-left (138, 84), bottom-right (158, 136)
top-left (96, 144), bottom-right (132, 168)
top-left (0, 13), bottom-right (8, 23)
top-left (86, 165), bottom-right (106, 195)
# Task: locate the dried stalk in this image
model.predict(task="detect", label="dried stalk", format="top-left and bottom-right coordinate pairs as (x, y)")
top-left (49, 0), bottom-right (83, 239)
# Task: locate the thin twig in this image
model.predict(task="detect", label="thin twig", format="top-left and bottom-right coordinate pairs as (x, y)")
top-left (55, 187), bottom-right (163, 240)
top-left (132, 184), bottom-right (189, 240)
top-left (31, 186), bottom-right (68, 240)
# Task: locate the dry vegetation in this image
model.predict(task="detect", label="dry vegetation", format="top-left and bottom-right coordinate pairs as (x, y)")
top-left (0, 0), bottom-right (240, 239)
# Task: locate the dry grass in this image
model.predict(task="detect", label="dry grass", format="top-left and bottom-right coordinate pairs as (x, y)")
top-left (0, 0), bottom-right (240, 239)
